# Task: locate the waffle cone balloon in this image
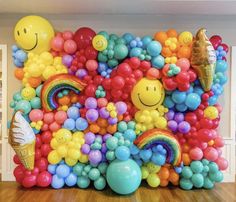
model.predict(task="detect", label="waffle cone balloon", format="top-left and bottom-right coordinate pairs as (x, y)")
top-left (191, 28), bottom-right (216, 91)
top-left (9, 111), bottom-right (36, 170)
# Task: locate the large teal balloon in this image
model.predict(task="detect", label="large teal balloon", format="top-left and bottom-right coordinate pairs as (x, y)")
top-left (15, 100), bottom-right (31, 114)
top-left (106, 159), bottom-right (141, 195)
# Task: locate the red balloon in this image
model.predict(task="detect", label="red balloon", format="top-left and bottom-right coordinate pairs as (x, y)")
top-left (185, 112), bottom-right (197, 126)
top-left (163, 78), bottom-right (177, 91)
top-left (13, 154), bottom-right (22, 164)
top-left (73, 27), bottom-right (96, 50)
top-left (93, 75), bottom-right (104, 86)
top-left (214, 136), bottom-right (224, 147)
top-left (198, 129), bottom-right (214, 142)
top-left (188, 69), bottom-right (197, 82)
top-left (85, 46), bottom-right (98, 60)
top-left (209, 35), bottom-right (222, 49)
top-left (35, 136), bottom-right (42, 148)
top-left (37, 171), bottom-right (52, 187)
top-left (32, 167), bottom-right (40, 176)
top-left (127, 57), bottom-right (141, 69)
top-left (204, 147), bottom-right (218, 161)
top-left (111, 76), bottom-right (125, 90)
top-left (117, 63), bottom-right (132, 77)
top-left (221, 43), bottom-right (229, 53)
top-left (176, 72), bottom-right (190, 84)
top-left (102, 78), bottom-right (112, 90)
top-left (85, 84), bottom-right (96, 97)
top-left (178, 82), bottom-right (190, 92)
top-left (199, 118), bottom-right (213, 129)
top-left (41, 144), bottom-right (52, 157)
top-left (133, 69), bottom-right (143, 80)
top-left (22, 175), bottom-right (37, 188)
top-left (35, 148), bottom-right (42, 160)
top-left (41, 131), bottom-right (52, 144)
top-left (35, 158), bottom-right (48, 172)
top-left (189, 147), bottom-right (203, 160)
top-left (140, 61), bottom-right (151, 71)
top-left (14, 165), bottom-right (25, 183)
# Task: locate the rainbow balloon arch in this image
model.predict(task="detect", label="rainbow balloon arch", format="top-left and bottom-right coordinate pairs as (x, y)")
top-left (9, 15), bottom-right (228, 194)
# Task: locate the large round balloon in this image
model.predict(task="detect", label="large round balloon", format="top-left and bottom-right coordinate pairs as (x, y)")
top-left (131, 78), bottom-right (165, 110)
top-left (14, 15), bottom-right (54, 54)
top-left (106, 159), bottom-right (141, 195)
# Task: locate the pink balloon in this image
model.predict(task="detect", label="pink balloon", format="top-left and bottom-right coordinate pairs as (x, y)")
top-left (204, 147), bottom-right (218, 161)
top-left (49, 121), bottom-right (61, 132)
top-left (41, 123), bottom-right (49, 131)
top-left (37, 171), bottom-right (52, 187)
top-left (176, 58), bottom-right (190, 71)
top-left (216, 157), bottom-right (228, 170)
top-left (51, 36), bottom-right (64, 52)
top-left (63, 31), bottom-right (73, 40)
top-left (44, 112), bottom-right (54, 124)
top-left (189, 147), bottom-right (203, 160)
top-left (64, 39), bottom-right (77, 54)
top-left (214, 136), bottom-right (224, 147)
top-left (54, 111), bottom-right (67, 124)
top-left (29, 109), bottom-right (44, 122)
top-left (86, 59), bottom-right (98, 71)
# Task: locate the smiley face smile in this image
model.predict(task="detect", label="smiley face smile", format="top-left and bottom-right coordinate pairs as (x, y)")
top-left (22, 33), bottom-right (38, 51)
top-left (138, 93), bottom-right (162, 107)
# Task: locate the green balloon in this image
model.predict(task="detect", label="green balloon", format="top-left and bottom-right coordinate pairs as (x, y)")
top-left (180, 178), bottom-right (193, 190)
top-left (98, 53), bottom-right (108, 62)
top-left (108, 59), bottom-right (118, 68)
top-left (106, 151), bottom-right (115, 161)
top-left (84, 165), bottom-right (92, 173)
top-left (208, 162), bottom-right (219, 173)
top-left (127, 121), bottom-right (136, 130)
top-left (36, 85), bottom-right (43, 97)
top-left (203, 177), bottom-right (214, 189)
top-left (77, 176), bottom-right (90, 189)
top-left (106, 159), bottom-right (141, 195)
top-left (110, 34), bottom-right (119, 41)
top-left (30, 97), bottom-right (41, 109)
top-left (181, 166), bottom-right (193, 179)
top-left (10, 101), bottom-right (16, 108)
top-left (106, 137), bottom-right (118, 150)
top-left (73, 163), bottom-right (85, 176)
top-left (98, 31), bottom-right (109, 40)
top-left (191, 173), bottom-right (204, 188)
top-left (15, 100), bottom-right (31, 114)
top-left (94, 176), bottom-right (106, 190)
top-left (13, 92), bottom-right (22, 101)
top-left (98, 162), bottom-right (108, 175)
top-left (88, 168), bottom-right (100, 181)
top-left (209, 171), bottom-right (223, 182)
top-left (114, 44), bottom-right (128, 60)
top-left (190, 161), bottom-right (203, 173)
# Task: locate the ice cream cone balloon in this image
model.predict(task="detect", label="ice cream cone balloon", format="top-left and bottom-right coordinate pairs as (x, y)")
top-left (9, 111), bottom-right (36, 170)
top-left (191, 28), bottom-right (216, 91)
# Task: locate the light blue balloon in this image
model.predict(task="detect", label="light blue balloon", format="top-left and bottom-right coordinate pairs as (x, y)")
top-left (48, 164), bottom-right (57, 175)
top-left (63, 118), bottom-right (76, 130)
top-left (139, 149), bottom-right (152, 162)
top-left (106, 159), bottom-right (141, 195)
top-left (216, 60), bottom-right (228, 73)
top-left (115, 146), bottom-right (130, 161)
top-left (193, 87), bottom-right (204, 97)
top-left (151, 55), bottom-right (165, 69)
top-left (175, 103), bottom-right (188, 112)
top-left (129, 144), bottom-right (140, 155)
top-left (208, 95), bottom-right (218, 106)
top-left (51, 174), bottom-right (65, 189)
top-left (67, 106), bottom-right (80, 120)
top-left (56, 164), bottom-right (71, 178)
top-left (130, 47), bottom-right (142, 57)
top-left (172, 90), bottom-right (186, 104)
top-left (151, 153), bottom-right (166, 166)
top-left (122, 33), bottom-right (135, 44)
top-left (147, 41), bottom-right (162, 57)
top-left (185, 93), bottom-right (201, 110)
top-left (123, 129), bottom-right (136, 141)
top-left (141, 36), bottom-right (152, 49)
top-left (75, 117), bottom-right (88, 131)
top-left (77, 176), bottom-right (90, 188)
top-left (164, 96), bottom-right (175, 108)
top-left (15, 49), bottom-right (27, 62)
top-left (65, 173), bottom-right (77, 187)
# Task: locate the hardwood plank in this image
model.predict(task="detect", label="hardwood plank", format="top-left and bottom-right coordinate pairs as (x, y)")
top-left (0, 182), bottom-right (236, 202)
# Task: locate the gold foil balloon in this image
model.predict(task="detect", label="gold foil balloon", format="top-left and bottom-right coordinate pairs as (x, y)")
top-left (191, 28), bottom-right (216, 91)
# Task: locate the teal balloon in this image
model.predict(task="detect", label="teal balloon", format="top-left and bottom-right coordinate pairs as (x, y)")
top-left (88, 168), bottom-right (100, 181)
top-left (208, 162), bottom-right (219, 173)
top-left (202, 159), bottom-right (209, 166)
top-left (15, 100), bottom-right (31, 114)
top-left (209, 171), bottom-right (223, 182)
top-left (30, 97), bottom-right (41, 109)
top-left (36, 85), bottom-right (43, 97)
top-left (190, 161), bottom-right (203, 173)
top-left (203, 165), bottom-right (209, 173)
top-left (77, 176), bottom-right (90, 188)
top-left (98, 162), bottom-right (108, 175)
top-left (181, 166), bottom-right (193, 179)
top-left (191, 173), bottom-right (204, 188)
top-left (106, 159), bottom-right (141, 195)
top-left (180, 178), bottom-right (193, 190)
top-left (98, 31), bottom-right (109, 40)
top-left (113, 44), bottom-right (128, 60)
top-left (203, 177), bottom-right (214, 189)
top-left (106, 137), bottom-right (118, 150)
top-left (94, 176), bottom-right (106, 190)
top-left (13, 92), bottom-right (22, 101)
top-left (73, 163), bottom-right (85, 176)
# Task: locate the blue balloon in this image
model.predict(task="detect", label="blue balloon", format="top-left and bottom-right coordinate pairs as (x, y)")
top-left (63, 118), bottom-right (76, 130)
top-left (130, 47), bottom-right (142, 57)
top-left (147, 41), bottom-right (162, 57)
top-left (75, 117), bottom-right (88, 131)
top-left (67, 106), bottom-right (80, 120)
top-left (164, 96), bottom-right (175, 108)
top-left (208, 95), bottom-right (218, 106)
top-left (123, 129), bottom-right (136, 141)
top-left (106, 159), bottom-right (141, 195)
top-left (122, 33), bottom-right (135, 44)
top-left (216, 60), bottom-right (227, 73)
top-left (65, 173), bottom-right (77, 187)
top-left (48, 164), bottom-right (57, 175)
top-left (15, 49), bottom-right (27, 62)
top-left (129, 144), bottom-right (140, 155)
top-left (51, 174), bottom-right (65, 189)
top-left (142, 36), bottom-right (152, 49)
top-left (171, 90), bottom-right (187, 104)
top-left (151, 55), bottom-right (165, 69)
top-left (77, 176), bottom-right (90, 188)
top-left (185, 93), bottom-right (201, 110)
top-left (139, 149), bottom-right (152, 162)
top-left (151, 153), bottom-right (166, 166)
top-left (56, 164), bottom-right (71, 178)
top-left (175, 103), bottom-right (188, 112)
top-left (193, 87), bottom-right (204, 97)
top-left (115, 146), bottom-right (130, 161)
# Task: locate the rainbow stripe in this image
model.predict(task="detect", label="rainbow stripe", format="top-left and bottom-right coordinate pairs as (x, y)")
top-left (134, 128), bottom-right (182, 166)
top-left (41, 74), bottom-right (86, 112)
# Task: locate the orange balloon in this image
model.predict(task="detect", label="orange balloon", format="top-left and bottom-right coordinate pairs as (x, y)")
top-left (182, 143), bottom-right (190, 153)
top-left (167, 29), bottom-right (178, 38)
top-left (154, 31), bottom-right (168, 45)
top-left (177, 46), bottom-right (191, 59)
top-left (182, 153), bottom-right (191, 166)
top-left (99, 128), bottom-right (107, 135)
top-left (158, 167), bottom-right (170, 180)
top-left (161, 47), bottom-right (173, 57)
top-left (169, 169), bottom-right (179, 183)
top-left (107, 124), bottom-right (117, 134)
top-left (14, 68), bottom-right (24, 80)
top-left (97, 118), bottom-right (108, 128)
top-left (90, 124), bottom-right (100, 134)
top-left (28, 77), bottom-right (42, 88)
top-left (58, 95), bottom-right (71, 106)
top-left (117, 115), bottom-right (123, 121)
top-left (160, 179), bottom-right (169, 187)
top-left (146, 68), bottom-right (160, 80)
top-left (70, 94), bottom-right (79, 103)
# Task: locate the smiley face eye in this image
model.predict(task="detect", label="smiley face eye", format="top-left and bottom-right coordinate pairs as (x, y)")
top-left (154, 86), bottom-right (156, 91)
top-left (24, 28), bottom-right (27, 34)
top-left (17, 30), bottom-right (20, 36)
top-left (146, 86), bottom-right (148, 91)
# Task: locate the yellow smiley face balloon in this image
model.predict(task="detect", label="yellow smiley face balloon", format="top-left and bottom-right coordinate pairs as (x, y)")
top-left (14, 15), bottom-right (54, 54)
top-left (92, 35), bottom-right (108, 51)
top-left (131, 78), bottom-right (165, 110)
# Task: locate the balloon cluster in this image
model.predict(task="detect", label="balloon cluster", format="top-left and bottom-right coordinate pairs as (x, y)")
top-left (10, 15), bottom-right (229, 194)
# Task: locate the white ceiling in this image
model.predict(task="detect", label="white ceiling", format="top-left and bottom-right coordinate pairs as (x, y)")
top-left (1, 0), bottom-right (236, 15)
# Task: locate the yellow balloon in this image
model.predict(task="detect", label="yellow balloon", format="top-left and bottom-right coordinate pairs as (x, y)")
top-left (147, 173), bottom-right (160, 188)
top-left (21, 87), bottom-right (36, 100)
top-left (48, 150), bottom-right (61, 164)
top-left (68, 148), bottom-right (81, 160)
top-left (40, 52), bottom-right (53, 65)
top-left (14, 15), bottom-right (54, 54)
top-left (55, 129), bottom-right (72, 144)
top-left (204, 106), bottom-right (218, 120)
top-left (179, 31), bottom-right (193, 46)
top-left (56, 145), bottom-right (68, 157)
top-left (50, 138), bottom-right (58, 149)
top-left (92, 35), bottom-right (108, 51)
top-left (146, 162), bottom-right (161, 173)
top-left (42, 66), bottom-right (57, 80)
top-left (65, 157), bottom-right (77, 166)
top-left (141, 166), bottom-right (149, 179)
top-left (131, 78), bottom-right (165, 110)
top-left (27, 63), bottom-right (42, 77)
top-left (79, 154), bottom-right (89, 163)
top-left (154, 117), bottom-right (167, 129)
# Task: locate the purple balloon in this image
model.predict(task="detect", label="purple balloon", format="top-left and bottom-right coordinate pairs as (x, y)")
top-left (103, 133), bottom-right (112, 141)
top-left (76, 69), bottom-right (87, 79)
top-left (108, 117), bottom-right (118, 125)
top-left (89, 150), bottom-right (102, 165)
top-left (115, 101), bottom-right (127, 115)
top-left (178, 121), bottom-right (191, 134)
top-left (81, 144), bottom-right (90, 154)
top-left (101, 143), bottom-right (107, 153)
top-left (86, 109), bottom-right (99, 122)
top-left (99, 107), bottom-right (109, 119)
top-left (174, 112), bottom-right (184, 123)
top-left (62, 55), bottom-right (73, 67)
top-left (167, 120), bottom-right (178, 132)
top-left (85, 97), bottom-right (97, 109)
top-left (165, 110), bottom-right (175, 120)
top-left (85, 132), bottom-right (95, 144)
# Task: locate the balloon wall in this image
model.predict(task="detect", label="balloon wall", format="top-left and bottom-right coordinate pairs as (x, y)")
top-left (9, 15), bottom-right (229, 194)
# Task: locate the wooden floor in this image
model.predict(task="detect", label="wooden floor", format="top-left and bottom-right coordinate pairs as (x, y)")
top-left (0, 182), bottom-right (236, 202)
